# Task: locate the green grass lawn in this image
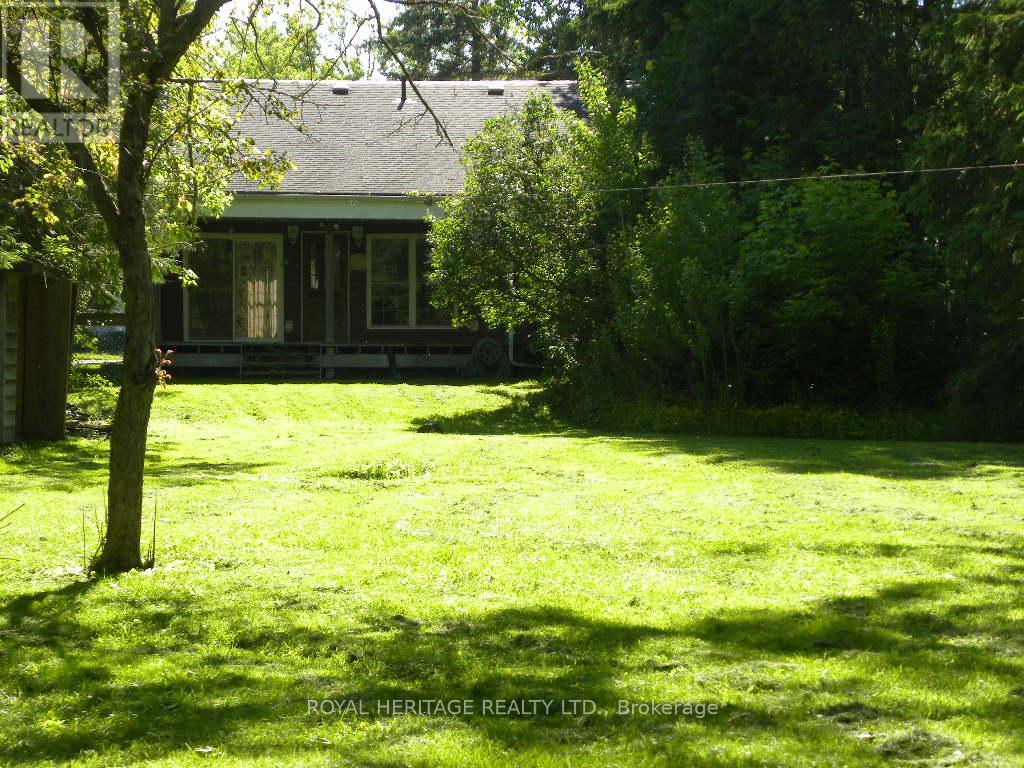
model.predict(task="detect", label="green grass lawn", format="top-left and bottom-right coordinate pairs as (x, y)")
top-left (2, 381), bottom-right (1024, 767)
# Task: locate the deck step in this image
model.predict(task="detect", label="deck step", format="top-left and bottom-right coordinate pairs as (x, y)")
top-left (242, 360), bottom-right (319, 367)
top-left (240, 346), bottom-right (321, 378)
top-left (239, 369), bottom-right (320, 378)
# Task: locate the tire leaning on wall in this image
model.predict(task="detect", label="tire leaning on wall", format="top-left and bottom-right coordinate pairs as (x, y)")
top-left (469, 337), bottom-right (512, 379)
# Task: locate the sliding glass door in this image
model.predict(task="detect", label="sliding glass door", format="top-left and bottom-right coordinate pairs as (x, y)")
top-left (234, 239), bottom-right (280, 341)
top-left (187, 235), bottom-right (283, 342)
top-left (187, 239), bottom-right (233, 340)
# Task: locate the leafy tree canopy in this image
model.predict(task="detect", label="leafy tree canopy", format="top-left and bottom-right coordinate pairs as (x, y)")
top-left (212, 2), bottom-right (364, 80)
top-left (375, 0), bottom-right (583, 79)
top-left (429, 61), bottom-right (651, 367)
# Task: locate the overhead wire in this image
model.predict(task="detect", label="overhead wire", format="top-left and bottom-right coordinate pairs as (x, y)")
top-left (596, 162), bottom-right (1023, 193)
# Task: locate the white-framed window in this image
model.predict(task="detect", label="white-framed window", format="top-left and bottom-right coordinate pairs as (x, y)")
top-left (367, 234), bottom-right (451, 328)
top-left (184, 233), bottom-right (284, 342)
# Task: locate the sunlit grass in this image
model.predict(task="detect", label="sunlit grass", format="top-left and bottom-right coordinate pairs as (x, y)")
top-left (2, 381), bottom-right (1023, 766)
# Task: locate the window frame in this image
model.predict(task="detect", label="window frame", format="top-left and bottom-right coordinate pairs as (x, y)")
top-left (366, 233), bottom-right (451, 329)
top-left (184, 232), bottom-right (285, 343)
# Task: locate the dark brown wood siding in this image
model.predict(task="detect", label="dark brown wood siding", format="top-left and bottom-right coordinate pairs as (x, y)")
top-left (0, 273), bottom-right (19, 444)
top-left (19, 271), bottom-right (75, 440)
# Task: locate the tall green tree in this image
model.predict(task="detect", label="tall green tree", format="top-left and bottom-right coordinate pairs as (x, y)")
top-left (908, 0), bottom-right (1024, 430)
top-left (429, 63), bottom-right (651, 367)
top-left (375, 0), bottom-right (581, 79)
top-left (430, 69), bottom-right (949, 413)
top-left (584, 0), bottom-right (951, 174)
top-left (1, 0), bottom-right (291, 573)
top-left (215, 9), bottom-right (363, 80)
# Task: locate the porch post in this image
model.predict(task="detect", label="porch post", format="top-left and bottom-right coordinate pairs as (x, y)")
top-left (324, 231), bottom-right (336, 344)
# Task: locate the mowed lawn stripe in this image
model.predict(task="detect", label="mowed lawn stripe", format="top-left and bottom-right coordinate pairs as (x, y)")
top-left (1, 381), bottom-right (1023, 766)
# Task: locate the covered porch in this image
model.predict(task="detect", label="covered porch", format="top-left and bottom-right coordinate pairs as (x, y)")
top-left (157, 194), bottom-right (503, 376)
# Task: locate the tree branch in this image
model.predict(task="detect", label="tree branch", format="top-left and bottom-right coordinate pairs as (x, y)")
top-left (365, 0), bottom-right (454, 148)
top-left (151, 0), bottom-right (233, 81)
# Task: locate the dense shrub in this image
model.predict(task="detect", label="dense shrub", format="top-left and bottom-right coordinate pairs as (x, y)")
top-left (67, 369), bottom-right (119, 422)
top-left (609, 146), bottom-right (743, 401)
top-left (733, 177), bottom-right (947, 406)
top-left (569, 398), bottom-right (949, 442)
top-left (429, 61), bottom-right (1020, 440)
top-left (907, 2), bottom-right (1024, 438)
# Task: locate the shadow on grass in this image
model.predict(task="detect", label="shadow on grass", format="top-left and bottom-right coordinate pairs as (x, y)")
top-left (144, 457), bottom-right (274, 487)
top-left (684, 577), bottom-right (1024, 759)
top-left (411, 387), bottom-right (1024, 481)
top-left (1, 439), bottom-right (110, 494)
top-left (409, 385), bottom-right (575, 436)
top-left (1, 437), bottom-right (272, 494)
top-left (2, 571), bottom-right (1023, 764)
top-left (0, 587), bottom-right (682, 764)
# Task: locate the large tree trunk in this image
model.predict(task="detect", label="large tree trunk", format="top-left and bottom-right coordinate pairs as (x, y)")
top-left (91, 236), bottom-right (156, 573)
top-left (92, 88), bottom-right (158, 574)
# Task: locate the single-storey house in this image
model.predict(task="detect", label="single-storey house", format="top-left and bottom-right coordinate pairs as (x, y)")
top-left (0, 262), bottom-right (76, 444)
top-left (157, 79), bottom-right (580, 376)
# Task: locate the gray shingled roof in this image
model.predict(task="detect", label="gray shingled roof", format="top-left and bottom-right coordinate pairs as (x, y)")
top-left (229, 80), bottom-right (581, 197)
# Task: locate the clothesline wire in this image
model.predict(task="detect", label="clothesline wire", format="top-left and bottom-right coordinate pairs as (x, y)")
top-left (596, 161), bottom-right (1023, 193)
